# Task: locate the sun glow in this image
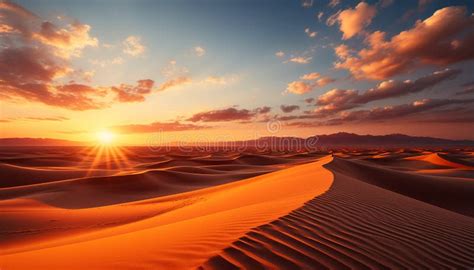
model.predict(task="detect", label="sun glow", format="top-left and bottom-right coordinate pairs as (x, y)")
top-left (97, 130), bottom-right (115, 145)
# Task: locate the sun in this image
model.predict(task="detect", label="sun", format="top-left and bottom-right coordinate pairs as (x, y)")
top-left (97, 130), bottom-right (115, 145)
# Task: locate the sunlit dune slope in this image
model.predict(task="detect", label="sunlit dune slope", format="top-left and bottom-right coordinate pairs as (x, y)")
top-left (405, 152), bottom-right (474, 169)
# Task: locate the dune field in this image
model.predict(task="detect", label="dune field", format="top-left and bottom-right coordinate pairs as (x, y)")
top-left (0, 146), bottom-right (473, 269)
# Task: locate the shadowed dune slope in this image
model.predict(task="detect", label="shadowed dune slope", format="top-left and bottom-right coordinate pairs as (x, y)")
top-left (0, 168), bottom-right (276, 208)
top-left (327, 158), bottom-right (474, 217)
top-left (200, 159), bottom-right (474, 269)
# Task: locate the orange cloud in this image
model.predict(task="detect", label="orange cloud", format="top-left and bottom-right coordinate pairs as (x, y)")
top-left (336, 2), bottom-right (376, 39)
top-left (335, 6), bottom-right (474, 80)
top-left (304, 28), bottom-right (317, 38)
top-left (286, 81), bottom-right (313, 94)
top-left (32, 21), bottom-right (98, 59)
top-left (300, 72), bottom-right (320, 80)
top-left (288, 73), bottom-right (335, 94)
top-left (316, 77), bottom-right (336, 87)
top-left (112, 79), bottom-right (155, 103)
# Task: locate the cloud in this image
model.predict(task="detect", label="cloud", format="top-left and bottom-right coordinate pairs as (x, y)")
top-left (304, 28), bottom-right (317, 38)
top-left (187, 106), bottom-right (270, 122)
top-left (326, 10), bottom-right (341, 26)
top-left (255, 106), bottom-right (272, 114)
top-left (336, 2), bottom-right (377, 39)
top-left (157, 76), bottom-right (192, 91)
top-left (0, 43), bottom-right (156, 109)
top-left (286, 81), bottom-right (313, 94)
top-left (194, 46), bottom-right (206, 57)
top-left (418, 0), bottom-right (433, 9)
top-left (0, 46), bottom-right (108, 110)
top-left (300, 72), bottom-right (320, 80)
top-left (304, 97), bottom-right (315, 104)
top-left (378, 0), bottom-right (394, 8)
top-left (202, 75), bottom-right (238, 85)
top-left (301, 0), bottom-right (313, 8)
top-left (280, 105), bottom-right (300, 113)
top-left (316, 76), bottom-right (336, 87)
top-left (317, 12), bottom-right (324, 22)
top-left (32, 21), bottom-right (98, 59)
top-left (275, 51), bottom-right (285, 58)
top-left (335, 6), bottom-right (474, 80)
top-left (287, 98), bottom-right (474, 127)
top-left (3, 82), bottom-right (108, 111)
top-left (90, 57), bottom-right (124, 67)
top-left (330, 98), bottom-right (474, 123)
top-left (0, 2), bottom-right (190, 111)
top-left (0, 46), bottom-right (69, 83)
top-left (287, 73), bottom-right (335, 94)
top-left (23, 116), bottom-right (69, 121)
top-left (112, 79), bottom-right (154, 103)
top-left (289, 56), bottom-right (312, 64)
top-left (123, 35), bottom-right (145, 56)
top-left (111, 121), bottom-right (210, 133)
top-left (1, 1), bottom-right (98, 59)
top-left (315, 68), bottom-right (461, 114)
top-left (161, 60), bottom-right (189, 78)
top-left (456, 80), bottom-right (474, 95)
top-left (1, 116), bottom-right (69, 122)
top-left (0, 23), bottom-right (16, 33)
top-left (328, 0), bottom-right (340, 8)
top-left (456, 86), bottom-right (474, 96)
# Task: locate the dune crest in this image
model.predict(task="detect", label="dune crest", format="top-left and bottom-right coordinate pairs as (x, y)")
top-left (405, 152), bottom-right (473, 169)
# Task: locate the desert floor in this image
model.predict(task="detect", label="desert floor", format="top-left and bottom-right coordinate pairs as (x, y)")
top-left (0, 146), bottom-right (473, 269)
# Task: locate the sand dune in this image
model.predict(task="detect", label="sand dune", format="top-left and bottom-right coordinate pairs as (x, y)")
top-left (201, 159), bottom-right (474, 269)
top-left (1, 147), bottom-right (473, 269)
top-left (405, 152), bottom-right (473, 169)
top-left (0, 155), bottom-right (333, 269)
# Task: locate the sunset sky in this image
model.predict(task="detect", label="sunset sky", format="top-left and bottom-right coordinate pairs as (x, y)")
top-left (1, 0), bottom-right (474, 144)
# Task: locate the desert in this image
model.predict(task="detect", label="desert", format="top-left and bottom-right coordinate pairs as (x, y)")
top-left (1, 145), bottom-right (473, 269)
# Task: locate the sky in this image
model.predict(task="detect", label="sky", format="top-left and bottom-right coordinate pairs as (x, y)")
top-left (1, 0), bottom-right (474, 145)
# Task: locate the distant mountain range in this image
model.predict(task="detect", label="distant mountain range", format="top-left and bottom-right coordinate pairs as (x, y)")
top-left (312, 133), bottom-right (474, 147)
top-left (232, 133), bottom-right (474, 149)
top-left (1, 133), bottom-right (473, 147)
top-left (0, 138), bottom-right (85, 146)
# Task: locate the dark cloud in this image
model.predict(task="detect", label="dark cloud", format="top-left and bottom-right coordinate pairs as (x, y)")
top-left (288, 98), bottom-right (474, 127)
top-left (187, 106), bottom-right (271, 122)
top-left (280, 105), bottom-right (300, 113)
top-left (315, 69), bottom-right (461, 114)
top-left (304, 98), bottom-right (315, 104)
